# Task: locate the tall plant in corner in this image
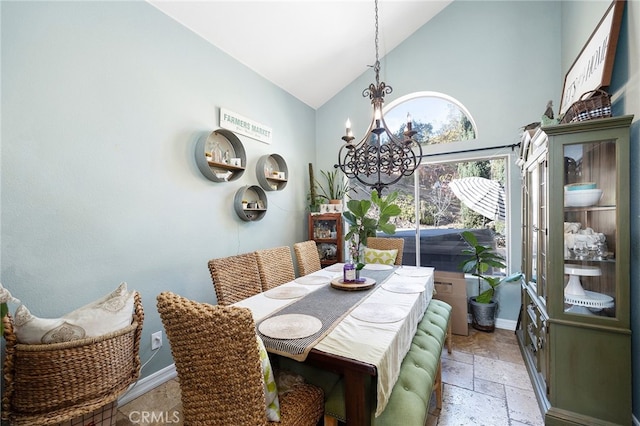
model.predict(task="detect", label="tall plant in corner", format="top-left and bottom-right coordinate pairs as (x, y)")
top-left (459, 230), bottom-right (506, 303)
top-left (343, 190), bottom-right (400, 266)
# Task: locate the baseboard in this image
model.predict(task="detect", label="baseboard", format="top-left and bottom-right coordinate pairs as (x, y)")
top-left (118, 363), bottom-right (177, 406)
top-left (495, 318), bottom-right (517, 331)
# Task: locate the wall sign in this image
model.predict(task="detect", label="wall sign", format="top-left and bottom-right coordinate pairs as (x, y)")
top-left (559, 0), bottom-right (625, 115)
top-left (220, 108), bottom-right (273, 144)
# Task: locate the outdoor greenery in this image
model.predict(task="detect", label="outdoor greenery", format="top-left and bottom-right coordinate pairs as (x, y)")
top-left (459, 230), bottom-right (507, 303)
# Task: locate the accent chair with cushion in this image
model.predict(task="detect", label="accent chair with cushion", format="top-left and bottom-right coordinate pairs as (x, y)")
top-left (366, 237), bottom-right (405, 265)
top-left (156, 291), bottom-right (324, 425)
top-left (2, 287), bottom-right (144, 426)
top-left (293, 240), bottom-right (322, 276)
top-left (255, 246), bottom-right (296, 290)
top-left (208, 252), bottom-right (263, 305)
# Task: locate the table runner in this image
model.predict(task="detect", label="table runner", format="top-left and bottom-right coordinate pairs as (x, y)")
top-left (256, 268), bottom-right (395, 361)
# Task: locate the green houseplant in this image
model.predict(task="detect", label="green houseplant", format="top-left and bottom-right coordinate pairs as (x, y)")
top-left (315, 169), bottom-right (353, 203)
top-left (343, 190), bottom-right (401, 268)
top-left (459, 230), bottom-right (507, 332)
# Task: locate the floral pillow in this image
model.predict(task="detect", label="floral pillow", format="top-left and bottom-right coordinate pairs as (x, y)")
top-left (13, 282), bottom-right (134, 344)
top-left (364, 247), bottom-right (398, 265)
top-left (257, 336), bottom-right (280, 421)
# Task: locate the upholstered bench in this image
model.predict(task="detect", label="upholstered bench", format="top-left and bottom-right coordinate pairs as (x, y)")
top-left (324, 299), bottom-right (452, 425)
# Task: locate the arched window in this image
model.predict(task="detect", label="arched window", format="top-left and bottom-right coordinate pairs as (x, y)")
top-left (351, 92), bottom-right (510, 275)
top-left (384, 91), bottom-right (477, 145)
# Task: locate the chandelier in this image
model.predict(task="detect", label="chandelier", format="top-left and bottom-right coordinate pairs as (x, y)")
top-left (335, 0), bottom-right (422, 195)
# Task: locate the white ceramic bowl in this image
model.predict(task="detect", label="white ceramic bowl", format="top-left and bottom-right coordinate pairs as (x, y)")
top-left (564, 188), bottom-right (603, 207)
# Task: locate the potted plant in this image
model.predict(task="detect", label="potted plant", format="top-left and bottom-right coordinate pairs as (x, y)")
top-left (459, 230), bottom-right (507, 332)
top-left (343, 190), bottom-right (401, 273)
top-left (315, 169), bottom-right (353, 204)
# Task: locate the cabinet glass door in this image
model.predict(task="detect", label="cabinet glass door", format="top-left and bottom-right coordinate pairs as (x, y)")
top-left (562, 140), bottom-right (617, 318)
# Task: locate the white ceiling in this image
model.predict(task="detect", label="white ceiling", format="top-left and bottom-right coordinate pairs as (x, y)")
top-left (148, 1), bottom-right (452, 109)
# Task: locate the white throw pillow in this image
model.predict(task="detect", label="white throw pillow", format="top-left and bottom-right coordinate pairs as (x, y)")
top-left (13, 282), bottom-right (134, 344)
top-left (257, 336), bottom-right (281, 421)
top-left (364, 247), bottom-right (398, 265)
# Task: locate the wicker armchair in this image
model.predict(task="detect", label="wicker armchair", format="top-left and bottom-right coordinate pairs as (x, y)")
top-left (293, 241), bottom-right (322, 276)
top-left (255, 246), bottom-right (296, 290)
top-left (208, 252), bottom-right (263, 305)
top-left (156, 291), bottom-right (324, 425)
top-left (366, 237), bottom-right (405, 265)
top-left (1, 292), bottom-right (144, 426)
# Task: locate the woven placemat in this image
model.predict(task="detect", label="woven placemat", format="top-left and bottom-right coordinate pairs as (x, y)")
top-left (294, 276), bottom-right (330, 285)
top-left (259, 314), bottom-right (322, 339)
top-left (263, 286), bottom-right (309, 299)
top-left (350, 303), bottom-right (407, 323)
top-left (382, 281), bottom-right (426, 294)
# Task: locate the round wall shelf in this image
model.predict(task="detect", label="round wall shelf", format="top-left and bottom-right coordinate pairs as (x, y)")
top-left (234, 185), bottom-right (268, 221)
top-left (195, 129), bottom-right (246, 182)
top-left (256, 154), bottom-right (288, 191)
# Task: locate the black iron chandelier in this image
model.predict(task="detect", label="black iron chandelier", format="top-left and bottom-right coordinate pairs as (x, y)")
top-left (335, 0), bottom-right (422, 194)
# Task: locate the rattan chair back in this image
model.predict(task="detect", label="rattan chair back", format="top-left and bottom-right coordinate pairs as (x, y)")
top-left (255, 246), bottom-right (296, 290)
top-left (208, 252), bottom-right (262, 305)
top-left (157, 291), bottom-right (324, 426)
top-left (293, 240), bottom-right (322, 276)
top-left (366, 237), bottom-right (405, 265)
top-left (1, 293), bottom-right (144, 426)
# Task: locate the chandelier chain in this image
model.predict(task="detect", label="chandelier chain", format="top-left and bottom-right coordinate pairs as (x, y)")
top-left (374, 0), bottom-right (380, 83)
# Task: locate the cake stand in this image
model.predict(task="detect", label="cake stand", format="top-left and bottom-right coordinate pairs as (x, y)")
top-left (564, 264), bottom-right (614, 315)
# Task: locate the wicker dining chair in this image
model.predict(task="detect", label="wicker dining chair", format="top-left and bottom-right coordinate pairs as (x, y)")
top-left (293, 240), bottom-right (322, 276)
top-left (255, 246), bottom-right (296, 290)
top-left (156, 291), bottom-right (324, 426)
top-left (1, 292), bottom-right (144, 426)
top-left (208, 252), bottom-right (263, 305)
top-left (366, 237), bottom-right (405, 265)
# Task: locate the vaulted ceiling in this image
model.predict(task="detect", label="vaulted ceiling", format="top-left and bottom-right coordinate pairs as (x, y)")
top-left (148, 1), bottom-right (452, 109)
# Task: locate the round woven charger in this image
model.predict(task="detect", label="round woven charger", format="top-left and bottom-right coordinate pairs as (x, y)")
top-left (258, 314), bottom-right (322, 339)
top-left (264, 286), bottom-right (309, 299)
top-left (295, 276), bottom-right (330, 285)
top-left (350, 303), bottom-right (407, 323)
top-left (395, 267), bottom-right (430, 277)
top-left (363, 263), bottom-right (393, 271)
top-left (382, 281), bottom-right (425, 294)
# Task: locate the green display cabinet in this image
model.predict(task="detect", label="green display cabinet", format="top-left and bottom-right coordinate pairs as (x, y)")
top-left (516, 115), bottom-right (633, 425)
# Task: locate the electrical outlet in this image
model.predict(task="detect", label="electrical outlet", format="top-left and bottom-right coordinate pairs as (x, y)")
top-left (151, 331), bottom-right (163, 350)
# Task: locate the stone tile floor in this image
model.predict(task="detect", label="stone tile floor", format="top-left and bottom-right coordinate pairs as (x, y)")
top-left (116, 327), bottom-right (544, 425)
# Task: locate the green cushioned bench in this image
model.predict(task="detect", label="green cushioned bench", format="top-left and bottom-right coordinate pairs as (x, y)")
top-left (324, 299), bottom-right (452, 426)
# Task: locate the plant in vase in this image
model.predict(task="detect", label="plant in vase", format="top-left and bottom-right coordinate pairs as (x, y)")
top-left (459, 230), bottom-right (522, 332)
top-left (343, 190), bottom-right (401, 274)
top-left (315, 169), bottom-right (354, 204)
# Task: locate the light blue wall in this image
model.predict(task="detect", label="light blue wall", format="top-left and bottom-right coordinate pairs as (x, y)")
top-left (1, 1), bottom-right (316, 376)
top-left (317, 0), bottom-right (562, 323)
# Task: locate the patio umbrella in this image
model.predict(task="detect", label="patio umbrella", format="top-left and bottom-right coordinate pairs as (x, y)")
top-left (449, 177), bottom-right (506, 221)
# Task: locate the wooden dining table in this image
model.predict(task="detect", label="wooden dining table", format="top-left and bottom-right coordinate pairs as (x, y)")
top-left (234, 264), bottom-right (435, 425)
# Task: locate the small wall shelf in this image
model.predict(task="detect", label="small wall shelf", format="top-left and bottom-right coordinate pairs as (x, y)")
top-left (195, 129), bottom-right (246, 182)
top-left (256, 154), bottom-right (288, 191)
top-left (234, 185), bottom-right (268, 221)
